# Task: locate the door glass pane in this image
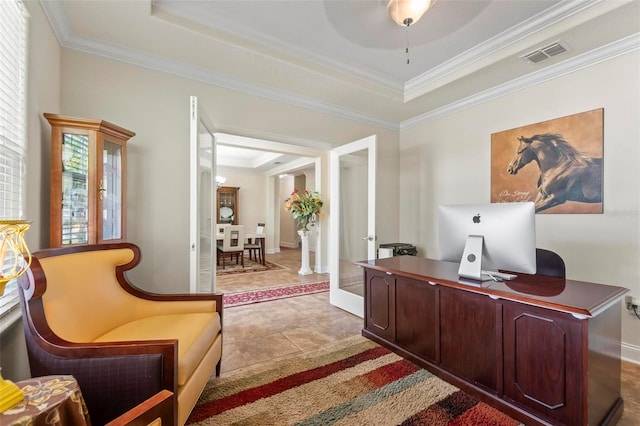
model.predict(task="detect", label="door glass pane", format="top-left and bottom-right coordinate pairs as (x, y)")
top-left (198, 121), bottom-right (214, 293)
top-left (102, 140), bottom-right (122, 240)
top-left (61, 134), bottom-right (89, 245)
top-left (338, 148), bottom-right (368, 296)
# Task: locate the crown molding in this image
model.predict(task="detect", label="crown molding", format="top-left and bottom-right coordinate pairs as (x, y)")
top-left (68, 33), bottom-right (400, 131)
top-left (404, 0), bottom-right (603, 101)
top-left (37, 1), bottom-right (637, 135)
top-left (39, 1), bottom-right (400, 132)
top-left (400, 33), bottom-right (640, 131)
top-left (152, 1), bottom-right (404, 96)
top-left (216, 132), bottom-right (329, 156)
top-left (38, 0), bottom-right (72, 42)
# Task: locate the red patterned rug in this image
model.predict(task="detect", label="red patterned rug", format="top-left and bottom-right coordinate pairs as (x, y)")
top-left (188, 336), bottom-right (523, 425)
top-left (216, 259), bottom-right (286, 276)
top-left (223, 281), bottom-right (329, 308)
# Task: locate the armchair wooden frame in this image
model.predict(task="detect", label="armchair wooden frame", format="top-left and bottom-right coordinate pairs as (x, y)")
top-left (18, 243), bottom-right (223, 426)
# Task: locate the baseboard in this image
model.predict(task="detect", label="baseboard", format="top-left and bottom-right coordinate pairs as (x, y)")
top-left (621, 342), bottom-right (640, 365)
top-left (314, 265), bottom-right (329, 274)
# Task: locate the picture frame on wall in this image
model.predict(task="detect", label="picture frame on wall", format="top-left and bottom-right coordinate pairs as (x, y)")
top-left (490, 108), bottom-right (604, 214)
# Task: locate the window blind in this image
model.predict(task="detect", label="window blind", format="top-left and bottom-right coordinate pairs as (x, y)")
top-left (0, 0), bottom-right (28, 329)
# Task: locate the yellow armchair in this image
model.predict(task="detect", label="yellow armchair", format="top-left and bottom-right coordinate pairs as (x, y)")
top-left (18, 243), bottom-right (223, 425)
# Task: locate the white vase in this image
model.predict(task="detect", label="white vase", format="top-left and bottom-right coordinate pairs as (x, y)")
top-left (298, 229), bottom-right (313, 275)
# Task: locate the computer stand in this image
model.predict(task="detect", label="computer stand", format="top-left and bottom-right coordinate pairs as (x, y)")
top-left (458, 235), bottom-right (517, 282)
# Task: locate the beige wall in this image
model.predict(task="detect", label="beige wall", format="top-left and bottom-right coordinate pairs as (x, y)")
top-left (215, 167), bottom-right (268, 244)
top-left (59, 49), bottom-right (399, 294)
top-left (399, 51), bottom-right (640, 359)
top-left (25, 0), bottom-right (61, 251)
top-left (279, 175), bottom-right (297, 248)
top-left (2, 0), bottom-right (62, 382)
top-left (279, 172), bottom-right (321, 252)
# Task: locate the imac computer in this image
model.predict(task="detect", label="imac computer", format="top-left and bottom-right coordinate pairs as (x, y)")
top-left (438, 202), bottom-right (536, 282)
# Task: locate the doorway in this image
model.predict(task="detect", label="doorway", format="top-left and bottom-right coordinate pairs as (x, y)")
top-left (212, 133), bottom-right (326, 293)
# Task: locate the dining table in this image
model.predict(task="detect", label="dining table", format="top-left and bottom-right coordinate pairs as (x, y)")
top-left (216, 231), bottom-right (266, 265)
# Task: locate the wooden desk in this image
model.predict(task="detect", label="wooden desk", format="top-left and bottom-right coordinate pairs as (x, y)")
top-left (356, 256), bottom-right (629, 426)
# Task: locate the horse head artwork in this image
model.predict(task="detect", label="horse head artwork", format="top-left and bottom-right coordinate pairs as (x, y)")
top-left (507, 133), bottom-right (602, 213)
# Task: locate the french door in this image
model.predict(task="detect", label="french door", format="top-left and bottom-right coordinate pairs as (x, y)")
top-left (189, 96), bottom-right (217, 293)
top-left (329, 135), bottom-right (377, 318)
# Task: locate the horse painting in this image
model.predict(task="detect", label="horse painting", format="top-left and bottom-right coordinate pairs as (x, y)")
top-left (507, 133), bottom-right (602, 213)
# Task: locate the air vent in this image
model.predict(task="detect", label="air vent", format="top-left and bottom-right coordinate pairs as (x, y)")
top-left (521, 41), bottom-right (568, 64)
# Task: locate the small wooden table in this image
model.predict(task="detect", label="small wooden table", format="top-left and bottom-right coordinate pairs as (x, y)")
top-left (0, 375), bottom-right (91, 425)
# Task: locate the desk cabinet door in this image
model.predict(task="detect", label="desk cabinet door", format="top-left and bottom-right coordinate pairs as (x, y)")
top-left (365, 270), bottom-right (395, 340)
top-left (439, 288), bottom-right (498, 391)
top-left (395, 277), bottom-right (438, 362)
top-left (503, 302), bottom-right (584, 425)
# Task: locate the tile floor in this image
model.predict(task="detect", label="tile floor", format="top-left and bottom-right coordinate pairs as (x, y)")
top-left (218, 248), bottom-right (640, 425)
top-left (215, 247), bottom-right (326, 294)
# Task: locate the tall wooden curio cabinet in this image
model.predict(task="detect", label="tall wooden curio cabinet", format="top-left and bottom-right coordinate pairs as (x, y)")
top-left (45, 113), bottom-right (135, 247)
top-left (217, 186), bottom-right (239, 225)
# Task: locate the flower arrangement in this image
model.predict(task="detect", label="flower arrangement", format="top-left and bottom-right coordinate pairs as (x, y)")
top-left (284, 189), bottom-right (323, 231)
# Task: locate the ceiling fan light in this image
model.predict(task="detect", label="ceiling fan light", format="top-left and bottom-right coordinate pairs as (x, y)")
top-left (387, 0), bottom-right (432, 27)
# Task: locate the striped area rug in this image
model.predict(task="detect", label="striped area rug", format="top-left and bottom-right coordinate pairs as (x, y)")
top-left (188, 336), bottom-right (523, 425)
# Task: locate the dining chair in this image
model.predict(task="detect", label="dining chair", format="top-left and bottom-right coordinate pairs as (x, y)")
top-left (245, 223), bottom-right (265, 265)
top-left (217, 225), bottom-right (245, 269)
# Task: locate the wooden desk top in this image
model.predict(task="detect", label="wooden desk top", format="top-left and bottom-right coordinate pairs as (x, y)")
top-left (356, 256), bottom-right (629, 319)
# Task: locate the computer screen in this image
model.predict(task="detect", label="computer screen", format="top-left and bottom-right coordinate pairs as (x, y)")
top-left (438, 202), bottom-right (536, 281)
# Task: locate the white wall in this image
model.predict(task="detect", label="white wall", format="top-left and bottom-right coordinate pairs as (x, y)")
top-left (399, 51), bottom-right (640, 360)
top-left (59, 49), bottom-right (399, 294)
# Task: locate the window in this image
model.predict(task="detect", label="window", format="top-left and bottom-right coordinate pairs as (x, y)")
top-left (0, 0), bottom-right (28, 332)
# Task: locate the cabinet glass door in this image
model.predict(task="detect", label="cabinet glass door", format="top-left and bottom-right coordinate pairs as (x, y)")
top-left (219, 192), bottom-right (235, 224)
top-left (61, 133), bottom-right (89, 245)
top-left (46, 113), bottom-right (134, 247)
top-left (101, 140), bottom-right (123, 241)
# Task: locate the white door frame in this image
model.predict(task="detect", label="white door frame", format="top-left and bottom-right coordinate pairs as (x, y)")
top-left (215, 133), bottom-right (326, 270)
top-left (329, 135), bottom-right (377, 318)
top-left (189, 96), bottom-right (217, 293)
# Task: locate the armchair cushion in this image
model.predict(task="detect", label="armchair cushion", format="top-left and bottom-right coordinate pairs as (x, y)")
top-left (94, 312), bottom-right (221, 386)
top-left (18, 243), bottom-right (224, 426)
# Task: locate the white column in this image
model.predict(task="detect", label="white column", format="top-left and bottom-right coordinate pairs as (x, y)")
top-left (298, 230), bottom-right (313, 275)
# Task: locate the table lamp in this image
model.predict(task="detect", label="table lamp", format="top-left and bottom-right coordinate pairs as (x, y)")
top-left (0, 220), bottom-right (31, 413)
